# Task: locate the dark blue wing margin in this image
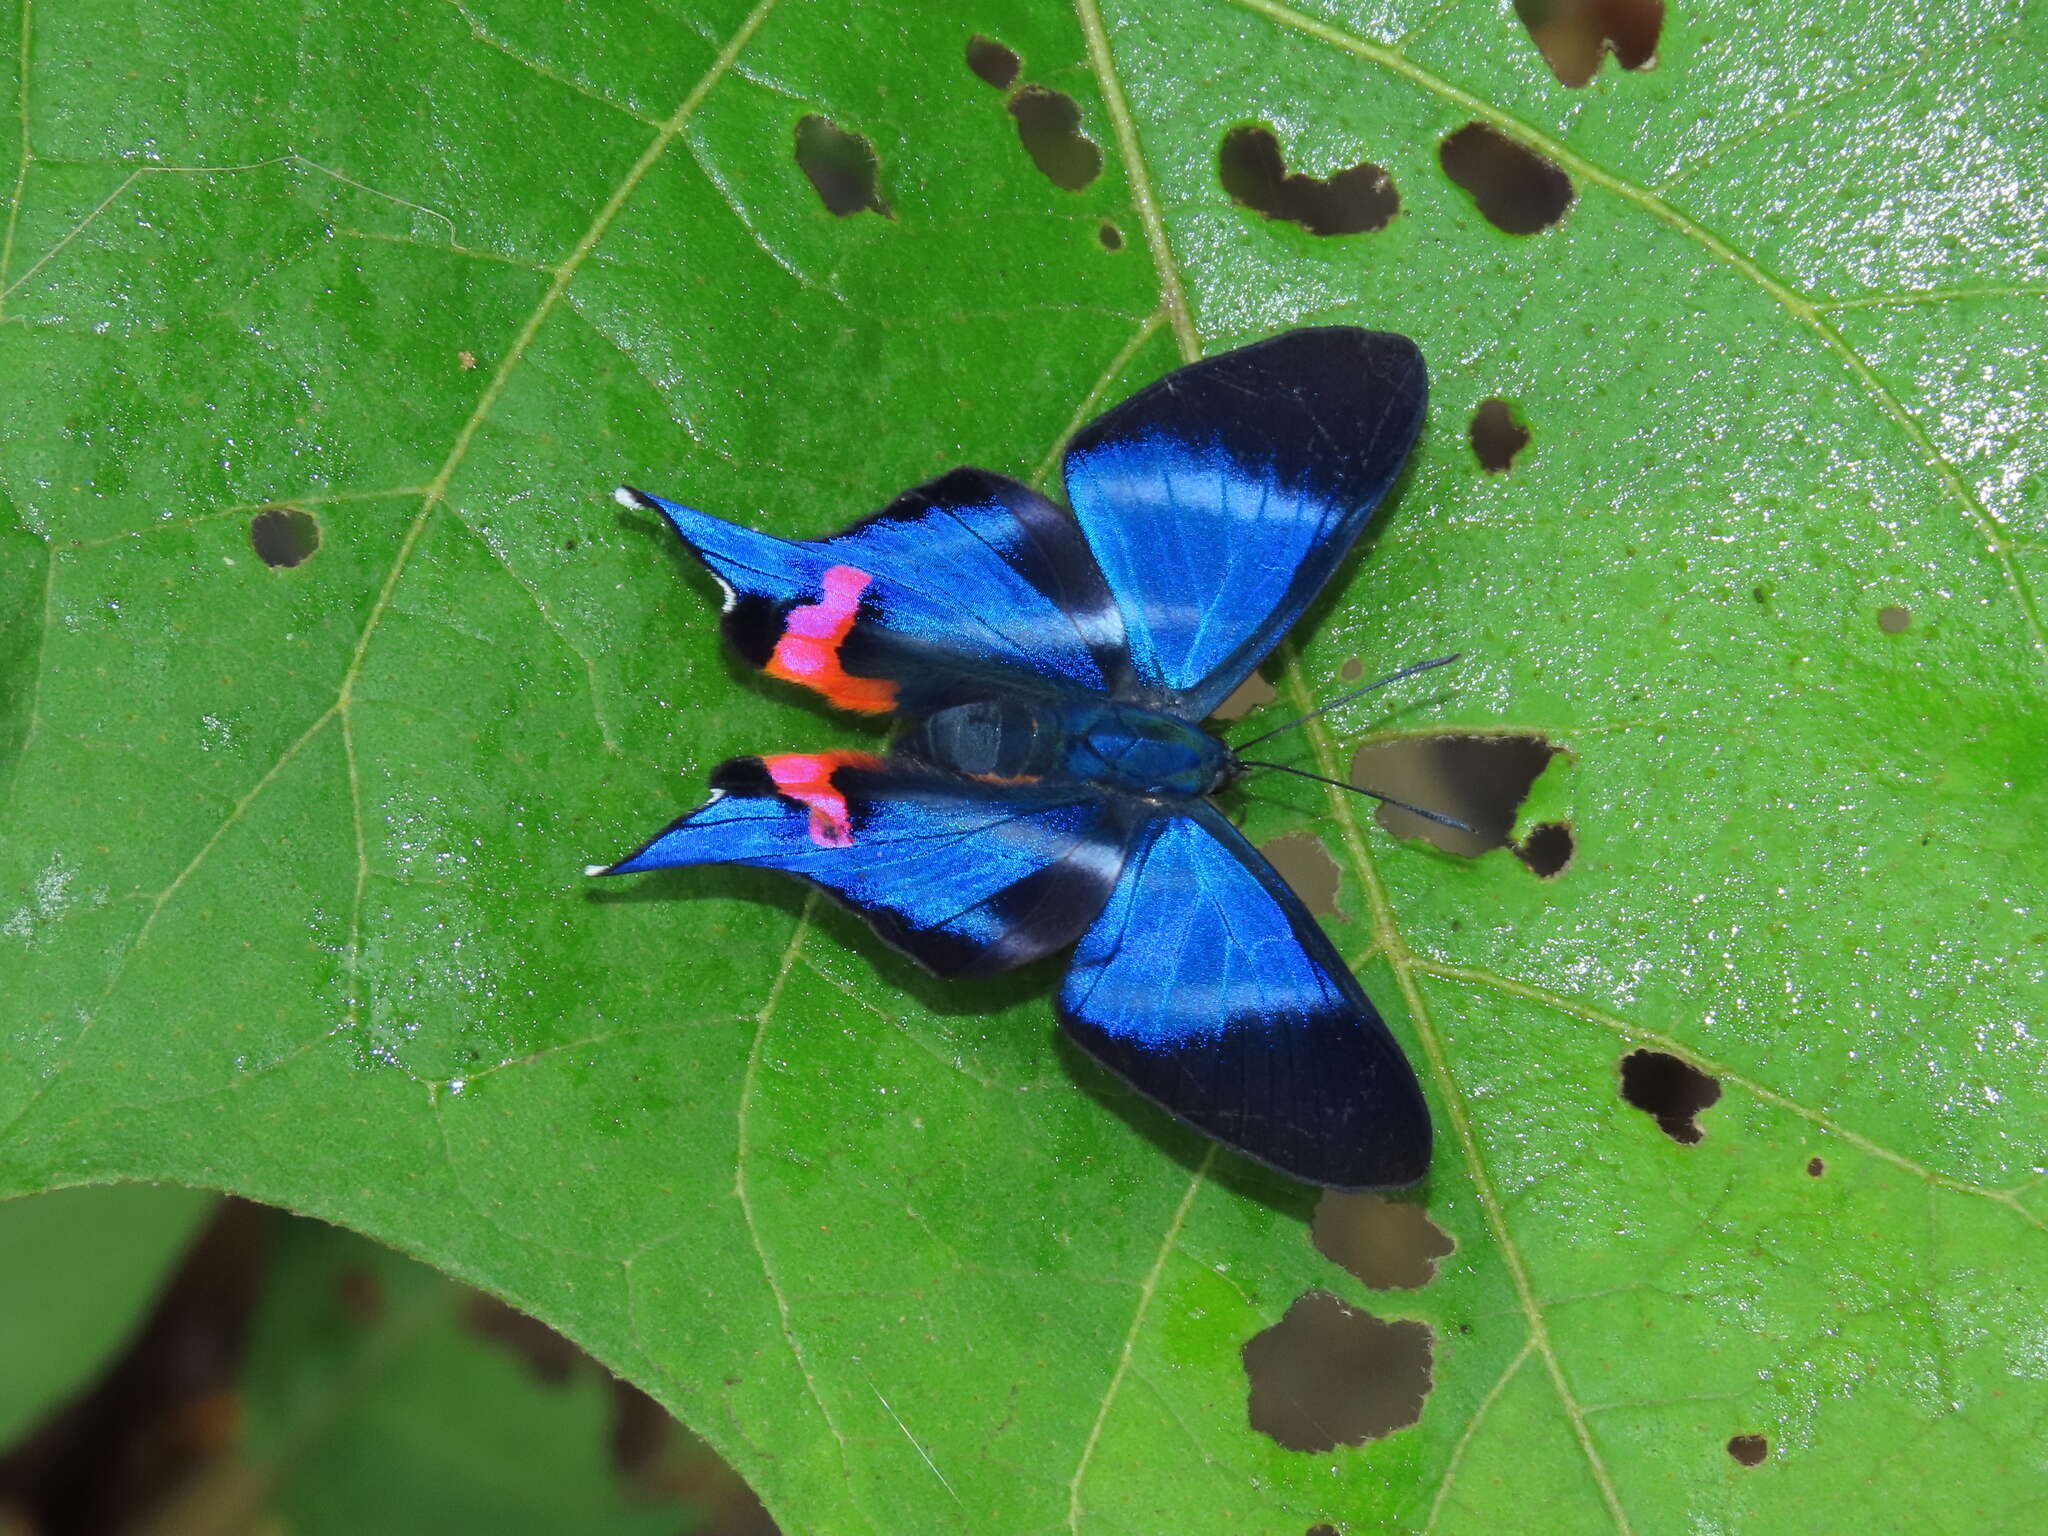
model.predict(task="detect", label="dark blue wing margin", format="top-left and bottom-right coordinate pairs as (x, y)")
top-left (1061, 327), bottom-right (1426, 719)
top-left (1056, 803), bottom-right (1430, 1188)
top-left (593, 753), bottom-right (1130, 978)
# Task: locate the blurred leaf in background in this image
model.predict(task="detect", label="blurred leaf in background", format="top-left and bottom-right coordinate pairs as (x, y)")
top-left (0, 1188), bottom-right (770, 1533)
top-left (2, 0), bottom-right (2043, 1531)
top-left (0, 1185), bottom-right (216, 1449)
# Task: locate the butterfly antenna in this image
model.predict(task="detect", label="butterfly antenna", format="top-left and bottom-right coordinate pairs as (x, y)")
top-left (1232, 653), bottom-right (1463, 751)
top-left (1238, 759), bottom-right (1478, 833)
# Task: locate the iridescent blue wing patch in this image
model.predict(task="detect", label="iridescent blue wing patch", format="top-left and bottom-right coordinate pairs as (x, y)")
top-left (1061, 328), bottom-right (1425, 719)
top-left (1057, 803), bottom-right (1430, 1189)
top-left (619, 467), bottom-right (1124, 716)
top-left (593, 751), bottom-right (1131, 978)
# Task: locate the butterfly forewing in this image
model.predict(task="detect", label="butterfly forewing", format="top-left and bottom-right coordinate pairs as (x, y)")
top-left (1062, 327), bottom-right (1426, 720)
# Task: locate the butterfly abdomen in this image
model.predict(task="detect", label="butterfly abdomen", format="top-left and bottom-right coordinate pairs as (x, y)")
top-left (901, 697), bottom-right (1230, 801)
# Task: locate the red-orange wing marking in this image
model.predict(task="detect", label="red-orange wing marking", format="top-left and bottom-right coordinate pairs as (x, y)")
top-left (763, 565), bottom-right (899, 714)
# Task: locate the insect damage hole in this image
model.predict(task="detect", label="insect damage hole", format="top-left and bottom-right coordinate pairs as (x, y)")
top-left (1439, 123), bottom-right (1574, 234)
top-left (1806, 1156), bottom-right (1826, 1177)
top-left (1350, 733), bottom-right (1558, 859)
top-left (1877, 604), bottom-right (1912, 634)
top-left (795, 115), bottom-right (891, 218)
top-left (1260, 833), bottom-right (1344, 920)
top-left (1218, 125), bottom-right (1398, 236)
top-left (1312, 1192), bottom-right (1454, 1289)
top-left (965, 34), bottom-right (1020, 90)
top-left (1514, 0), bottom-right (1663, 87)
top-left (1097, 219), bottom-right (1124, 250)
top-left (1727, 1433), bottom-right (1769, 1466)
top-left (249, 506), bottom-right (321, 568)
top-left (1619, 1049), bottom-right (1721, 1145)
top-left (1515, 821), bottom-right (1574, 878)
top-left (1007, 85), bottom-right (1102, 191)
top-left (1470, 398), bottom-right (1531, 473)
top-left (1244, 1291), bottom-right (1432, 1450)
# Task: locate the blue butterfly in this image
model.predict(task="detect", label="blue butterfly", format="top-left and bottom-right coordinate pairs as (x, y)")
top-left (593, 327), bottom-right (1434, 1188)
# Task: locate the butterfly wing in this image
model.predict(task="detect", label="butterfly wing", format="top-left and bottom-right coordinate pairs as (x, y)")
top-left (1056, 802), bottom-right (1430, 1188)
top-left (1061, 327), bottom-right (1426, 720)
top-left (592, 752), bottom-right (1131, 978)
top-left (620, 467), bottom-right (1125, 717)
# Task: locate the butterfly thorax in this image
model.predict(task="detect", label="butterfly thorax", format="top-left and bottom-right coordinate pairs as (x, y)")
top-left (898, 697), bottom-right (1234, 801)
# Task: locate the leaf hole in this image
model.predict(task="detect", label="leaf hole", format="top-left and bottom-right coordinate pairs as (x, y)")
top-left (1243, 1291), bottom-right (1433, 1450)
top-left (1619, 1049), bottom-right (1721, 1145)
top-left (1006, 85), bottom-right (1103, 191)
top-left (1349, 733), bottom-right (1559, 859)
top-left (1210, 669), bottom-right (1278, 721)
top-left (1439, 123), bottom-right (1574, 234)
top-left (965, 34), bottom-right (1020, 90)
top-left (1514, 0), bottom-right (1663, 87)
top-left (1311, 1191), bottom-right (1454, 1289)
top-left (795, 115), bottom-right (891, 218)
top-left (1727, 1432), bottom-right (1769, 1467)
top-left (1806, 1156), bottom-right (1825, 1177)
top-left (1097, 219), bottom-right (1124, 250)
top-left (1218, 125), bottom-right (1399, 236)
top-left (1513, 820), bottom-right (1574, 877)
top-left (249, 506), bottom-right (320, 569)
top-left (1877, 604), bottom-right (1912, 634)
top-left (1260, 832), bottom-right (1344, 919)
top-left (1469, 397), bottom-right (1531, 473)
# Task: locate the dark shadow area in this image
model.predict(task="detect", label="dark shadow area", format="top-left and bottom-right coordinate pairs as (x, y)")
top-left (1514, 0), bottom-right (1663, 87)
top-left (1618, 1048), bottom-right (1721, 1144)
top-left (1243, 1290), bottom-right (1433, 1450)
top-left (1007, 85), bottom-right (1103, 191)
top-left (1350, 733), bottom-right (1559, 859)
top-left (964, 33), bottom-right (1020, 90)
top-left (1439, 123), bottom-right (1574, 234)
top-left (1469, 397), bottom-right (1531, 473)
top-left (1311, 1190), bottom-right (1454, 1289)
top-left (249, 506), bottom-right (320, 568)
top-left (1218, 125), bottom-right (1399, 236)
top-left (794, 114), bottom-right (891, 218)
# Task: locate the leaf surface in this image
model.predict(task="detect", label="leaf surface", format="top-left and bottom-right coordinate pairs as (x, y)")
top-left (3, 0), bottom-right (2044, 1531)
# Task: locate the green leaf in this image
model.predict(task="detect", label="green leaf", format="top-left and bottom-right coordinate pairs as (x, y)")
top-left (0, 1183), bottom-right (215, 1445)
top-left (238, 1217), bottom-right (697, 1536)
top-left (3, 0), bottom-right (2043, 1532)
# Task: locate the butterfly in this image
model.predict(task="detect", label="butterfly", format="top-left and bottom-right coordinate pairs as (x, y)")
top-left (593, 327), bottom-right (1435, 1189)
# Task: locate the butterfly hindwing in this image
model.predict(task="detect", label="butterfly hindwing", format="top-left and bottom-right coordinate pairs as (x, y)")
top-left (1062, 327), bottom-right (1426, 719)
top-left (596, 752), bottom-right (1130, 978)
top-left (621, 467), bottom-right (1125, 716)
top-left (1056, 802), bottom-right (1431, 1189)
